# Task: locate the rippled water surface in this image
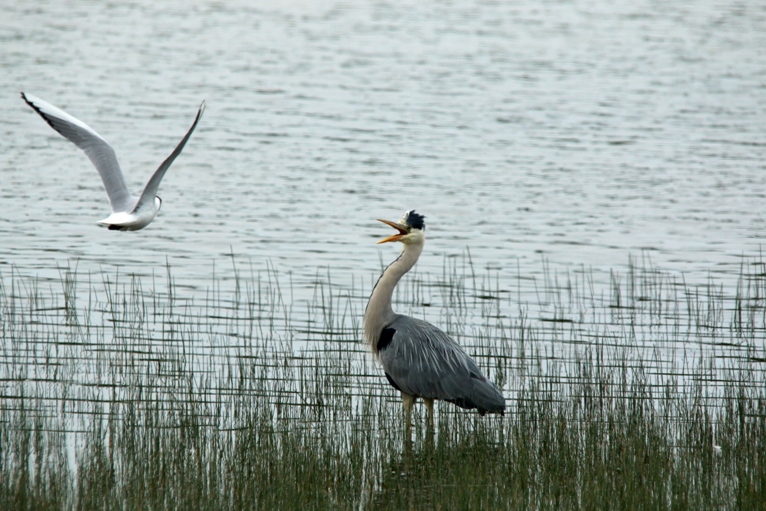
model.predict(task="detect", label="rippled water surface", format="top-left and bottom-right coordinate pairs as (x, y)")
top-left (2, 0), bottom-right (766, 390)
top-left (1, 0), bottom-right (763, 394)
top-left (2, 0), bottom-right (765, 292)
top-left (2, 5), bottom-right (766, 496)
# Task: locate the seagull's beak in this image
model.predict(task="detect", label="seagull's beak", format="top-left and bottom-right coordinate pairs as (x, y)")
top-left (377, 219), bottom-right (408, 244)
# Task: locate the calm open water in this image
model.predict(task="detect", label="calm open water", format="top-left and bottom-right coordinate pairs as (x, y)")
top-left (1, 0), bottom-right (765, 302)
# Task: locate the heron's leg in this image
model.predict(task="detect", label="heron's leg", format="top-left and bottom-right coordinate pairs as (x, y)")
top-left (424, 398), bottom-right (435, 448)
top-left (424, 398), bottom-right (435, 430)
top-left (402, 393), bottom-right (415, 445)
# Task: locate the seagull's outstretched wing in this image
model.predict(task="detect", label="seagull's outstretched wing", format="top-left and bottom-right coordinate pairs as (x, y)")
top-left (133, 101), bottom-right (206, 213)
top-left (21, 92), bottom-right (133, 212)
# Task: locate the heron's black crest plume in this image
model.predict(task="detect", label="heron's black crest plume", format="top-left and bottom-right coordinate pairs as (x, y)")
top-left (403, 210), bottom-right (426, 231)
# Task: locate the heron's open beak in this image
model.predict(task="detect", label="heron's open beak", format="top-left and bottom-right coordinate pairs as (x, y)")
top-left (377, 219), bottom-right (408, 244)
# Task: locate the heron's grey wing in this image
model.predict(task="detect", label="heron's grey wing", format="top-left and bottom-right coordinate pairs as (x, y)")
top-left (21, 93), bottom-right (133, 212)
top-left (132, 101), bottom-right (205, 213)
top-left (378, 316), bottom-right (505, 413)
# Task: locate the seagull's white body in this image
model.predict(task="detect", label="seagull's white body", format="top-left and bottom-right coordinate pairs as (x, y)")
top-left (98, 206), bottom-right (160, 231)
top-left (21, 93), bottom-right (205, 231)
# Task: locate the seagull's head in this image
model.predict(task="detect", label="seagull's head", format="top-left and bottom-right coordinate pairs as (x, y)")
top-left (376, 210), bottom-right (426, 246)
top-left (155, 196), bottom-right (162, 213)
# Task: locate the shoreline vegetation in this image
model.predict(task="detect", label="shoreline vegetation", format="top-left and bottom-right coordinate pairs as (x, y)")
top-left (1, 255), bottom-right (764, 510)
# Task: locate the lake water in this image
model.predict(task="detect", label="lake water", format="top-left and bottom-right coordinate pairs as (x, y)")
top-left (2, 0), bottom-right (764, 292)
top-left (1, 2), bottom-right (765, 475)
top-left (2, 0), bottom-right (766, 387)
top-left (2, 3), bottom-right (764, 499)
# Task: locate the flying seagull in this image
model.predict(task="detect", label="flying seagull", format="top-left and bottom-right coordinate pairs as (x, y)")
top-left (21, 92), bottom-right (205, 231)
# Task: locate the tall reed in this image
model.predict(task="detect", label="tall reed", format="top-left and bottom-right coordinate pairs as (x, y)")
top-left (0, 256), bottom-right (763, 510)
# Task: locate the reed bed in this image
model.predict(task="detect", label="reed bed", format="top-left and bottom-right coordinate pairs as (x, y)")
top-left (0, 255), bottom-right (764, 510)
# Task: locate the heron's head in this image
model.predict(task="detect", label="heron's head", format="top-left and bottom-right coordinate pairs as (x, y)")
top-left (376, 210), bottom-right (426, 245)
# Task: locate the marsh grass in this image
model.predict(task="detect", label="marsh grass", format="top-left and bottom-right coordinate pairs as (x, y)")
top-left (0, 255), bottom-right (764, 510)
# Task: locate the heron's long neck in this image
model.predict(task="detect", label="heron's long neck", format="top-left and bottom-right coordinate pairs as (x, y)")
top-left (364, 241), bottom-right (423, 350)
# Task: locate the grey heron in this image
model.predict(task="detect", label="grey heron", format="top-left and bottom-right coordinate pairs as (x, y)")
top-left (21, 92), bottom-right (205, 231)
top-left (364, 210), bottom-right (506, 442)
